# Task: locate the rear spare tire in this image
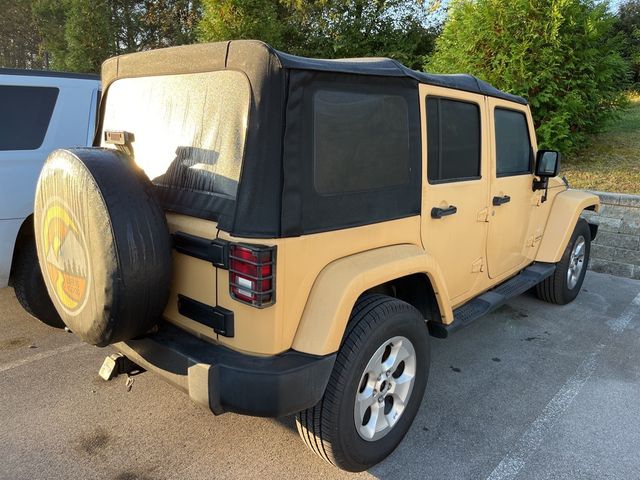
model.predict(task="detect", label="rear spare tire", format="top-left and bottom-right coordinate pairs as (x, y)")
top-left (34, 148), bottom-right (172, 346)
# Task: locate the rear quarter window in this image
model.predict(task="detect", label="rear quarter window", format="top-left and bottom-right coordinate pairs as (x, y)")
top-left (313, 90), bottom-right (410, 194)
top-left (0, 85), bottom-right (59, 151)
top-left (280, 72), bottom-right (421, 236)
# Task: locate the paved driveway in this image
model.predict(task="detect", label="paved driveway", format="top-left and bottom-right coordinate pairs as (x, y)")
top-left (1, 271), bottom-right (639, 480)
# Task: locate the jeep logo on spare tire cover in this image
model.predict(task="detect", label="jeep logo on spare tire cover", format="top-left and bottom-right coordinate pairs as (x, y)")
top-left (34, 148), bottom-right (172, 347)
top-left (41, 198), bottom-right (91, 315)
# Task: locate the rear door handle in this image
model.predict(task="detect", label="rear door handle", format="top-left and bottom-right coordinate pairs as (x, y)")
top-left (492, 195), bottom-right (511, 206)
top-left (431, 205), bottom-right (457, 219)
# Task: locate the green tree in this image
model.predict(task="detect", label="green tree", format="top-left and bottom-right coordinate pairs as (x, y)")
top-left (64, 0), bottom-right (114, 72)
top-left (615, 0), bottom-right (640, 86)
top-left (143, 0), bottom-right (202, 48)
top-left (32, 0), bottom-right (68, 68)
top-left (198, 0), bottom-right (295, 47)
top-left (0, 0), bottom-right (44, 68)
top-left (33, 0), bottom-right (202, 73)
top-left (198, 0), bottom-right (442, 69)
top-left (427, 0), bottom-right (629, 152)
top-left (34, 0), bottom-right (127, 72)
top-left (293, 0), bottom-right (440, 68)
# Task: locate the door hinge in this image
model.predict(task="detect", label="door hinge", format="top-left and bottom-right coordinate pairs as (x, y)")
top-left (477, 208), bottom-right (489, 223)
top-left (472, 257), bottom-right (484, 273)
top-left (533, 194), bottom-right (544, 206)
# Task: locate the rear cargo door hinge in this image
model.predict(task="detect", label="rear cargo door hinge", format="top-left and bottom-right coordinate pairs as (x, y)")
top-left (173, 231), bottom-right (229, 269)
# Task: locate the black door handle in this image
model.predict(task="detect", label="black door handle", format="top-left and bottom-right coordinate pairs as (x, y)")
top-left (493, 195), bottom-right (511, 206)
top-left (431, 205), bottom-right (457, 219)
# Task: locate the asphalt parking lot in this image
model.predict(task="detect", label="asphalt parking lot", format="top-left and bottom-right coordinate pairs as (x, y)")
top-left (1, 271), bottom-right (640, 480)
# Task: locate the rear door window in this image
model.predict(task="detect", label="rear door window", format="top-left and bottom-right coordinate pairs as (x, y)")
top-left (0, 85), bottom-right (59, 151)
top-left (426, 97), bottom-right (481, 182)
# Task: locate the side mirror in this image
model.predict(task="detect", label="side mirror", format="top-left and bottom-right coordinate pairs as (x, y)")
top-left (535, 150), bottom-right (561, 177)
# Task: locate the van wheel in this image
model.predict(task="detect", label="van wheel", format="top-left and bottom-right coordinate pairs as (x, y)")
top-left (296, 294), bottom-right (430, 472)
top-left (11, 237), bottom-right (64, 328)
top-left (536, 218), bottom-right (591, 305)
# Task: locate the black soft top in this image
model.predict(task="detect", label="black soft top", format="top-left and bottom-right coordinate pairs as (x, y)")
top-left (99, 41), bottom-right (526, 238)
top-left (276, 51), bottom-right (526, 105)
top-left (102, 40), bottom-right (525, 105)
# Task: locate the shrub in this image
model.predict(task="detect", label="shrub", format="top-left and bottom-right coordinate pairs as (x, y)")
top-left (427, 0), bottom-right (629, 152)
top-left (198, 0), bottom-right (441, 70)
top-left (615, 0), bottom-right (640, 87)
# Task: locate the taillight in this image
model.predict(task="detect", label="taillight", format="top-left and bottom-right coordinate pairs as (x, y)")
top-left (229, 244), bottom-right (276, 308)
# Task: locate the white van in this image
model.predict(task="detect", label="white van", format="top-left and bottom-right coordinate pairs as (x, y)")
top-left (0, 69), bottom-right (100, 326)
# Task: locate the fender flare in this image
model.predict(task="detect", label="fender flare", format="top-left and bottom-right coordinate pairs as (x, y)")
top-left (536, 190), bottom-right (600, 263)
top-left (291, 244), bottom-right (452, 356)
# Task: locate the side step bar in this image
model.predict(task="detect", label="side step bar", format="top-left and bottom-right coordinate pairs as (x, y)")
top-left (428, 262), bottom-right (556, 339)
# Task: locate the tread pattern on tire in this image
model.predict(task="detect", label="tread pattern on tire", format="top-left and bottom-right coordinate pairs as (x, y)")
top-left (536, 266), bottom-right (559, 304)
top-left (295, 294), bottom-right (419, 469)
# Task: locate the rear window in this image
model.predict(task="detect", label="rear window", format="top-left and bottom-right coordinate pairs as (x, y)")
top-left (0, 85), bottom-right (58, 151)
top-left (101, 71), bottom-right (250, 199)
top-left (313, 90), bottom-right (410, 194)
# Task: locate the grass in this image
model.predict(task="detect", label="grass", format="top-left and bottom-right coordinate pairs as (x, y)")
top-left (562, 92), bottom-right (640, 194)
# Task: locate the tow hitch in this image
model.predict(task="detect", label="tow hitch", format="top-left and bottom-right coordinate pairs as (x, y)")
top-left (99, 353), bottom-right (145, 381)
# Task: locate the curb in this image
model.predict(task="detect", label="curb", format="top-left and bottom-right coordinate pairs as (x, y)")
top-left (580, 190), bottom-right (640, 280)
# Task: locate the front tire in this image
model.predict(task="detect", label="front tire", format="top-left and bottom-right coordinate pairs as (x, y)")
top-left (536, 218), bottom-right (591, 305)
top-left (296, 294), bottom-right (430, 472)
top-left (11, 236), bottom-right (65, 328)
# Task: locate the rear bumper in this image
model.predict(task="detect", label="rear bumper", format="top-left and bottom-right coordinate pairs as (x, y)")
top-left (113, 323), bottom-right (336, 417)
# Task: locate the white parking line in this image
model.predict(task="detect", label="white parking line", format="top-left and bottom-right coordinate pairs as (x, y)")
top-left (608, 292), bottom-right (640, 334)
top-left (0, 342), bottom-right (85, 374)
top-left (486, 291), bottom-right (640, 480)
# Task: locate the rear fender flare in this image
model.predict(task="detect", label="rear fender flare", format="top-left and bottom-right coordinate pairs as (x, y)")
top-left (291, 244), bottom-right (452, 356)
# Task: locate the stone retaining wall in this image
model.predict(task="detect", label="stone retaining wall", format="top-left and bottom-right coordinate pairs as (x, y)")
top-left (581, 191), bottom-right (640, 280)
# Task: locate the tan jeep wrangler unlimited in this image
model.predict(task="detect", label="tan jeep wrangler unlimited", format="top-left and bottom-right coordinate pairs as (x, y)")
top-left (33, 40), bottom-right (599, 472)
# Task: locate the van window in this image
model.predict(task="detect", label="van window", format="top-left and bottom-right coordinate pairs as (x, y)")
top-left (495, 108), bottom-right (533, 176)
top-left (426, 97), bottom-right (481, 182)
top-left (313, 90), bottom-right (410, 194)
top-left (0, 86), bottom-right (59, 151)
top-left (101, 71), bottom-right (250, 199)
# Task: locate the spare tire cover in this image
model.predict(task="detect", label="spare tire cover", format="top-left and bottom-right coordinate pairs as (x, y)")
top-left (34, 148), bottom-right (172, 346)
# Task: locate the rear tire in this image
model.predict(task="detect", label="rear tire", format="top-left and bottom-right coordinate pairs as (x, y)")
top-left (296, 294), bottom-right (430, 472)
top-left (536, 218), bottom-right (591, 305)
top-left (12, 237), bottom-right (65, 328)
